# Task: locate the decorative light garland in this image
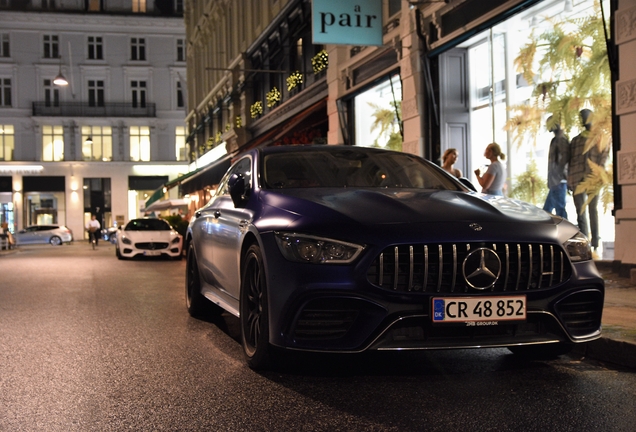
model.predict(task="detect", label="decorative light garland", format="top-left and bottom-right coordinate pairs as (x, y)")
top-left (235, 115), bottom-right (242, 128)
top-left (286, 71), bottom-right (303, 91)
top-left (250, 101), bottom-right (263, 118)
top-left (311, 50), bottom-right (329, 74)
top-left (266, 86), bottom-right (281, 108)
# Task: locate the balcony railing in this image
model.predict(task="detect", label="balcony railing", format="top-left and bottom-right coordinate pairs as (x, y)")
top-left (32, 101), bottom-right (156, 117)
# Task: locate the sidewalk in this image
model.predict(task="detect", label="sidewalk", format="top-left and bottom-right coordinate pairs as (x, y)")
top-left (1, 246), bottom-right (635, 368)
top-left (577, 261), bottom-right (636, 369)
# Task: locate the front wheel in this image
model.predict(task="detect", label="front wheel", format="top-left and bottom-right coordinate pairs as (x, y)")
top-left (240, 244), bottom-right (273, 370)
top-left (185, 243), bottom-right (211, 317)
top-left (49, 236), bottom-right (62, 246)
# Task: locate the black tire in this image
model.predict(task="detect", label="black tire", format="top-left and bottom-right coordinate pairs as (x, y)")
top-left (508, 343), bottom-right (573, 360)
top-left (240, 244), bottom-right (273, 370)
top-left (49, 236), bottom-right (62, 246)
top-left (116, 247), bottom-right (123, 260)
top-left (185, 243), bottom-right (210, 317)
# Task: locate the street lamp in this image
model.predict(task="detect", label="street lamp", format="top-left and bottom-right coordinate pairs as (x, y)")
top-left (53, 59), bottom-right (69, 86)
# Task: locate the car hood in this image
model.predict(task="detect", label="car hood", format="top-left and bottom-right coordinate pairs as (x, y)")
top-left (258, 188), bottom-right (567, 243)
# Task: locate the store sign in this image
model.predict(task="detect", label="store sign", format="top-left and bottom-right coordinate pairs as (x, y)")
top-left (312, 0), bottom-right (383, 46)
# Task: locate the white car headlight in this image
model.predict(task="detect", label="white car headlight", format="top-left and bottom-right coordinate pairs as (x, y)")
top-left (121, 235), bottom-right (132, 245)
top-left (171, 236), bottom-right (181, 244)
top-left (275, 232), bottom-right (365, 264)
top-left (563, 232), bottom-right (592, 262)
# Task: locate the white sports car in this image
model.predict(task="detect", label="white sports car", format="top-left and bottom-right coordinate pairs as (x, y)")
top-left (116, 218), bottom-right (183, 260)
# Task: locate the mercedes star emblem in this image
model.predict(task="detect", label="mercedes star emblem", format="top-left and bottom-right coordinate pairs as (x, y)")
top-left (462, 248), bottom-right (501, 290)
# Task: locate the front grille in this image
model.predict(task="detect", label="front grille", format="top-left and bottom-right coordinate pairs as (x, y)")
top-left (135, 242), bottom-right (169, 250)
top-left (555, 290), bottom-right (603, 337)
top-left (367, 242), bottom-right (572, 293)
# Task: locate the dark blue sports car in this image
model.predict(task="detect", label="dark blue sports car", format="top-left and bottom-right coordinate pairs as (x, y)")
top-left (185, 145), bottom-right (603, 369)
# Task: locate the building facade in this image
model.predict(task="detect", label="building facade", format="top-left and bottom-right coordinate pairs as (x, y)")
top-left (0, 0), bottom-right (188, 239)
top-left (183, 0), bottom-right (633, 271)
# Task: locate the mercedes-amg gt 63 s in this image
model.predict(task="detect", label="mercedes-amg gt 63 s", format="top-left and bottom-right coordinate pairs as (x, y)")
top-left (185, 145), bottom-right (604, 369)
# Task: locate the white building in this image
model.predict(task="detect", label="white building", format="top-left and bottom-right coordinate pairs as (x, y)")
top-left (0, 0), bottom-right (188, 239)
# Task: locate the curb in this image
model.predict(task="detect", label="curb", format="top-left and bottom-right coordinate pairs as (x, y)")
top-left (575, 337), bottom-right (636, 369)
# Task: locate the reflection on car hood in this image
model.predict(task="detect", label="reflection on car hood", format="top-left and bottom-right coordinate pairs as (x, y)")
top-left (261, 188), bottom-right (552, 226)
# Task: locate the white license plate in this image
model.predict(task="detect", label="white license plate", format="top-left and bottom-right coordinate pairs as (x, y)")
top-left (143, 250), bottom-right (161, 256)
top-left (432, 296), bottom-right (526, 323)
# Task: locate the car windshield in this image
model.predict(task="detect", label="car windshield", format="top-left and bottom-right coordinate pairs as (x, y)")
top-left (263, 148), bottom-right (462, 190)
top-left (124, 219), bottom-right (172, 231)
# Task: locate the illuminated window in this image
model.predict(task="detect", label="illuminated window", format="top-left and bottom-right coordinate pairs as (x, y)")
top-left (175, 126), bottom-right (186, 161)
top-left (82, 125), bottom-right (112, 161)
top-left (42, 125), bottom-right (64, 161)
top-left (130, 126), bottom-right (150, 161)
top-left (132, 0), bottom-right (146, 13)
top-left (0, 124), bottom-right (14, 161)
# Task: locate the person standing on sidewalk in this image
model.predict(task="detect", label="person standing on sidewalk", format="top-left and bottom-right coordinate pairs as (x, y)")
top-left (86, 214), bottom-right (101, 246)
top-left (543, 116), bottom-right (570, 218)
top-left (568, 109), bottom-right (609, 251)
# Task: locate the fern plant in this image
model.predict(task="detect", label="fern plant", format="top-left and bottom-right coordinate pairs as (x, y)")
top-left (508, 159), bottom-right (548, 205)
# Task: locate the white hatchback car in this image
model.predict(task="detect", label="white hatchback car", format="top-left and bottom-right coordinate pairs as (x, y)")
top-left (116, 218), bottom-right (182, 260)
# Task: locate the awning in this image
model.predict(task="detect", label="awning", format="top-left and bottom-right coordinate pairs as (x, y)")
top-left (143, 168), bottom-right (204, 209)
top-left (143, 198), bottom-right (190, 213)
top-left (179, 155), bottom-right (233, 195)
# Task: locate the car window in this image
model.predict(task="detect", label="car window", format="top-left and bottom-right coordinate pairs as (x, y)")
top-left (263, 149), bottom-right (461, 190)
top-left (124, 219), bottom-right (172, 231)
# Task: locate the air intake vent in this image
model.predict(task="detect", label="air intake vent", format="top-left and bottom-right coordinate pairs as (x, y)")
top-left (555, 290), bottom-right (603, 337)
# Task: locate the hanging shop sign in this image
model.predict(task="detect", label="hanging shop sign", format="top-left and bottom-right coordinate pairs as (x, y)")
top-left (312, 0), bottom-right (383, 46)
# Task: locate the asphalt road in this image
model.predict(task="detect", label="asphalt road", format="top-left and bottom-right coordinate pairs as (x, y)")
top-left (1, 243), bottom-right (635, 432)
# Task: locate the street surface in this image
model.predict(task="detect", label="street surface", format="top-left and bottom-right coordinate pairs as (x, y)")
top-left (1, 244), bottom-right (635, 431)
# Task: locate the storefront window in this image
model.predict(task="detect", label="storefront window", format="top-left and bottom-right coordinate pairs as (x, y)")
top-left (353, 74), bottom-right (402, 151)
top-left (176, 126), bottom-right (187, 161)
top-left (25, 192), bottom-right (65, 226)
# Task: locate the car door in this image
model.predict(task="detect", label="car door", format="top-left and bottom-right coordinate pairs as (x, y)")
top-left (194, 156), bottom-right (254, 309)
top-left (17, 226), bottom-right (39, 244)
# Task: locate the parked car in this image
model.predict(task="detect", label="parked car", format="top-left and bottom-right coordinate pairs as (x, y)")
top-left (101, 226), bottom-right (119, 244)
top-left (15, 224), bottom-right (73, 246)
top-left (185, 145), bottom-right (604, 370)
top-left (116, 218), bottom-right (182, 260)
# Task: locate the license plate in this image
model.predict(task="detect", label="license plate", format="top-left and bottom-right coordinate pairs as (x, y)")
top-left (432, 296), bottom-right (526, 323)
top-left (143, 250), bottom-right (160, 256)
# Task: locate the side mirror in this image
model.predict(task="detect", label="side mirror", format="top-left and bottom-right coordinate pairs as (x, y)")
top-left (458, 177), bottom-right (477, 192)
top-left (118, 226), bottom-right (122, 230)
top-left (228, 173), bottom-right (248, 207)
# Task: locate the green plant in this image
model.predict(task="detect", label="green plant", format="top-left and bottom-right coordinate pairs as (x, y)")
top-left (163, 214), bottom-right (188, 237)
top-left (369, 101), bottom-right (402, 151)
top-left (508, 159), bottom-right (548, 205)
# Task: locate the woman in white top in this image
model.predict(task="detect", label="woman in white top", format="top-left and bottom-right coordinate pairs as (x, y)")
top-left (474, 143), bottom-right (506, 196)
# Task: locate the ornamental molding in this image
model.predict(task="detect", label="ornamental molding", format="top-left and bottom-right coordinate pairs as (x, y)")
top-left (618, 151), bottom-right (636, 185)
top-left (616, 5), bottom-right (636, 45)
top-left (616, 78), bottom-right (636, 116)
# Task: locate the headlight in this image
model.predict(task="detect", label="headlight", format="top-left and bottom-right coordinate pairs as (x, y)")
top-left (171, 236), bottom-right (181, 244)
top-left (563, 232), bottom-right (592, 262)
top-left (275, 232), bottom-right (365, 264)
top-left (121, 236), bottom-right (132, 245)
